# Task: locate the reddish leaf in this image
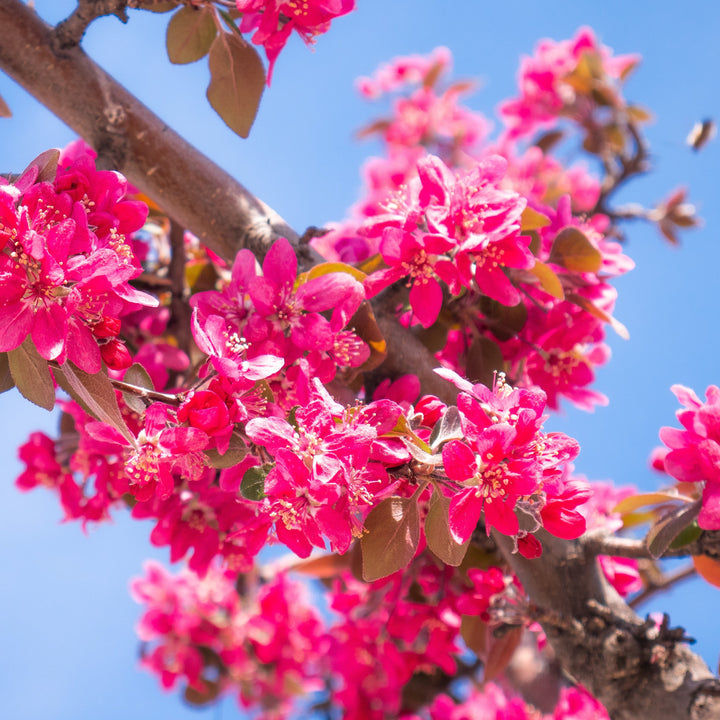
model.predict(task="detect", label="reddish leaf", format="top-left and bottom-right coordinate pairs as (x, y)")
top-left (184, 679), bottom-right (221, 706)
top-left (548, 228), bottom-right (602, 273)
top-left (0, 352), bottom-right (14, 393)
top-left (425, 489), bottom-right (469, 566)
top-left (0, 92), bottom-right (11, 118)
top-left (7, 339), bottom-right (55, 411)
top-left (121, 362), bottom-right (154, 415)
top-left (566, 292), bottom-right (629, 340)
top-left (460, 615), bottom-right (487, 656)
top-left (484, 626), bottom-right (524, 681)
top-left (206, 31), bottom-right (265, 138)
top-left (645, 499), bottom-right (702, 559)
top-left (53, 362), bottom-right (135, 446)
top-left (466, 336), bottom-right (505, 389)
top-left (349, 300), bottom-right (387, 373)
top-left (693, 554), bottom-right (720, 589)
top-left (21, 148), bottom-right (60, 184)
top-left (361, 496), bottom-right (420, 581)
top-left (145, 0), bottom-right (179, 12)
top-left (166, 5), bottom-right (217, 65)
top-left (287, 552), bottom-right (351, 579)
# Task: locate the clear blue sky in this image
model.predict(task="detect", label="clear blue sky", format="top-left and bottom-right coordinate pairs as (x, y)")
top-left (1, 2), bottom-right (719, 718)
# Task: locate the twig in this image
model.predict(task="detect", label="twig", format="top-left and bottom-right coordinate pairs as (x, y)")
top-left (629, 564), bottom-right (697, 609)
top-left (110, 378), bottom-right (183, 405)
top-left (54, 0), bottom-right (130, 50)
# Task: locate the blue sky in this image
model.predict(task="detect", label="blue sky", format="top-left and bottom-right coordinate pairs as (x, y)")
top-left (1, 1), bottom-right (719, 718)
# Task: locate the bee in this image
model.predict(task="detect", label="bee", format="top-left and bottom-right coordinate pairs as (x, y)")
top-left (686, 118), bottom-right (716, 151)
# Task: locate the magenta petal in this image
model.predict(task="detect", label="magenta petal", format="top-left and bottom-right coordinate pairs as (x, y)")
top-left (32, 302), bottom-right (67, 360)
top-left (448, 489), bottom-right (483, 544)
top-left (442, 440), bottom-right (476, 482)
top-left (66, 321), bottom-right (102, 374)
top-left (296, 273), bottom-right (361, 313)
top-left (0, 301), bottom-right (33, 352)
top-left (410, 277), bottom-right (442, 328)
top-left (699, 482), bottom-right (720, 530)
top-left (262, 237), bottom-right (297, 290)
top-left (293, 313), bottom-right (333, 351)
top-left (245, 416), bottom-right (296, 454)
top-left (160, 426), bottom-right (208, 452)
top-left (485, 497), bottom-right (519, 536)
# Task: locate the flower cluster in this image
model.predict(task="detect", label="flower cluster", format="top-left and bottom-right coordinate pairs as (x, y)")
top-left (409, 683), bottom-right (609, 720)
top-left (191, 236), bottom-right (368, 410)
top-left (236, 0), bottom-right (355, 81)
top-left (499, 26), bottom-right (639, 139)
top-left (658, 385), bottom-right (720, 530)
top-left (438, 370), bottom-right (586, 555)
top-left (131, 562), bottom-right (325, 717)
top-left (317, 41), bottom-right (634, 411)
top-left (0, 141), bottom-right (157, 372)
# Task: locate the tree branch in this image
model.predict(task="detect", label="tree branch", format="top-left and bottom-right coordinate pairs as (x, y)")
top-left (495, 531), bottom-right (720, 720)
top-left (584, 529), bottom-right (720, 561)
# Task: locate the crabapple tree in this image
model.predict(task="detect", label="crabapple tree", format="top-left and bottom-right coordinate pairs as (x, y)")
top-left (1, 2), bottom-right (719, 719)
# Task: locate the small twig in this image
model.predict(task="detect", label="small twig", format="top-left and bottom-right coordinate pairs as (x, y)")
top-left (584, 529), bottom-right (720, 561)
top-left (629, 564), bottom-right (697, 609)
top-left (54, 0), bottom-right (130, 50)
top-left (110, 378), bottom-right (183, 405)
top-left (592, 120), bottom-right (650, 219)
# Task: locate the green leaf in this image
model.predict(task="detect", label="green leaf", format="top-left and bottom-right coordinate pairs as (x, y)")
top-left (240, 464), bottom-right (271, 501)
top-left (0, 353), bottom-right (14, 394)
top-left (53, 362), bottom-right (135, 446)
top-left (669, 520), bottom-right (702, 550)
top-left (548, 227), bottom-right (603, 273)
top-left (645, 499), bottom-right (702, 559)
top-left (166, 5), bottom-right (217, 64)
top-left (0, 92), bottom-right (11, 118)
top-left (361, 496), bottom-right (420, 581)
top-left (206, 31), bottom-right (265, 138)
top-left (8, 340), bottom-right (55, 411)
top-left (425, 489), bottom-right (469, 566)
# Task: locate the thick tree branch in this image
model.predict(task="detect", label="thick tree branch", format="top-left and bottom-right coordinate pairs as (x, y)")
top-left (495, 531), bottom-right (720, 720)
